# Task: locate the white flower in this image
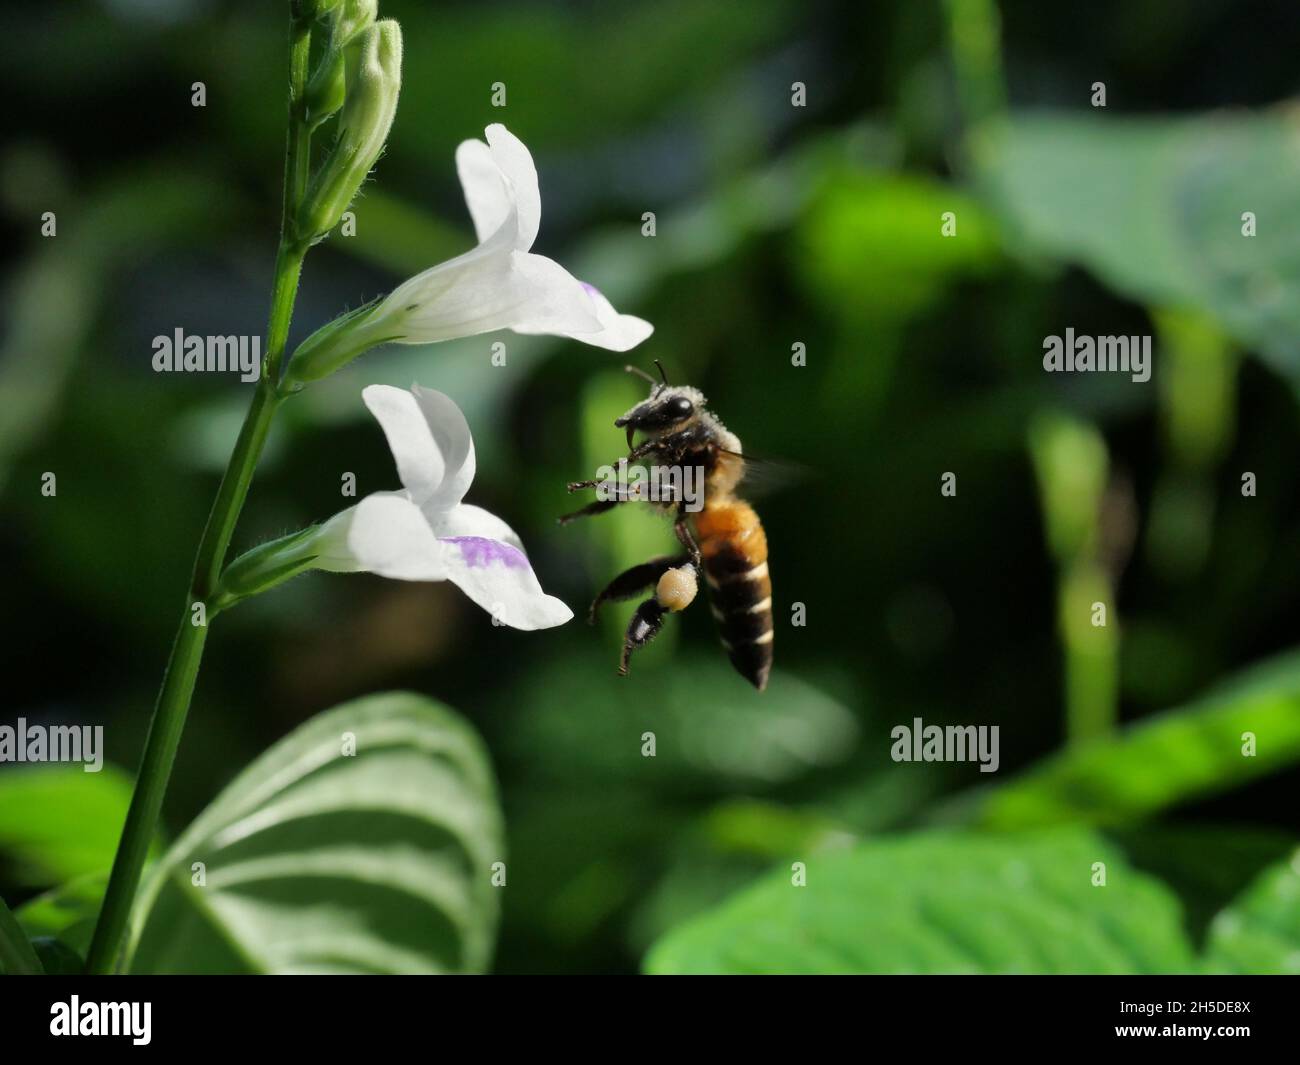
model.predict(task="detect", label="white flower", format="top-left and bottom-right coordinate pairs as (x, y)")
top-left (314, 383), bottom-right (573, 630)
top-left (285, 123), bottom-right (652, 384)
top-left (385, 123), bottom-right (652, 349)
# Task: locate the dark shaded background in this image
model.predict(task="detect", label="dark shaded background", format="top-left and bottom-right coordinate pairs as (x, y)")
top-left (3, 0), bottom-right (1300, 973)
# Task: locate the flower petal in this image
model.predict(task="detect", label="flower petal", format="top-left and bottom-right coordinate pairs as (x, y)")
top-left (409, 385), bottom-right (476, 513)
top-left (513, 280), bottom-right (654, 352)
top-left (454, 124), bottom-right (540, 252)
top-left (375, 193), bottom-right (519, 336)
top-left (314, 492), bottom-right (448, 580)
top-left (501, 253), bottom-right (609, 336)
top-left (432, 502), bottom-right (524, 552)
top-left (485, 124), bottom-right (540, 250)
top-left (360, 385), bottom-right (476, 512)
top-left (360, 385), bottom-right (445, 503)
top-left (455, 137), bottom-right (515, 248)
top-left (379, 247), bottom-right (601, 346)
top-left (439, 535), bottom-right (573, 630)
top-left (355, 125), bottom-right (649, 352)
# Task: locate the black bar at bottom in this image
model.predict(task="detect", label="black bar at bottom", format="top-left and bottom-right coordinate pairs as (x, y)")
top-left (0, 974), bottom-right (1289, 1051)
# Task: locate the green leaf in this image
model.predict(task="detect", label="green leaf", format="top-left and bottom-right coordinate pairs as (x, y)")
top-left (16, 872), bottom-right (106, 957)
top-left (0, 895), bottom-right (42, 974)
top-left (126, 692), bottom-right (503, 974)
top-left (1203, 847), bottom-right (1300, 974)
top-left (1111, 825), bottom-right (1296, 945)
top-left (978, 109), bottom-right (1300, 384)
top-left (628, 799), bottom-right (857, 954)
top-left (0, 764), bottom-right (139, 888)
top-left (31, 937), bottom-right (83, 974)
top-left (974, 650), bottom-right (1300, 828)
top-left (644, 829), bottom-right (1194, 974)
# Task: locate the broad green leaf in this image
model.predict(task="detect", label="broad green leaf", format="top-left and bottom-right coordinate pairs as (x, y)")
top-left (628, 799), bottom-right (857, 953)
top-left (0, 895), bottom-right (42, 974)
top-left (0, 764), bottom-right (138, 888)
top-left (974, 650), bottom-right (1300, 828)
top-left (978, 109), bottom-right (1300, 383)
top-left (644, 829), bottom-right (1193, 974)
top-left (1111, 826), bottom-right (1296, 944)
top-left (1203, 848), bottom-right (1300, 974)
top-left (126, 692), bottom-right (503, 975)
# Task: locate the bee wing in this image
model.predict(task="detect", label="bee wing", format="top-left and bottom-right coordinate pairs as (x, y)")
top-left (719, 448), bottom-right (813, 499)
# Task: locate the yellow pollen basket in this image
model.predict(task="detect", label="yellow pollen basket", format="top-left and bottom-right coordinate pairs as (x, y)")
top-left (655, 566), bottom-right (698, 612)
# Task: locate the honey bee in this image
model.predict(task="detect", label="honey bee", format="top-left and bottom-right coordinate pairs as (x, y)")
top-left (561, 363), bottom-right (772, 690)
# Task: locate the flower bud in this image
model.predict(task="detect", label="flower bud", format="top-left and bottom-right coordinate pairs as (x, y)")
top-left (304, 49), bottom-right (346, 128)
top-left (296, 19), bottom-right (402, 243)
top-left (303, 0), bottom-right (377, 129)
top-left (330, 0), bottom-right (376, 47)
top-left (302, 0), bottom-right (345, 19)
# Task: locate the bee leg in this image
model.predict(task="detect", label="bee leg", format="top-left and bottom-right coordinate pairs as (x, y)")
top-left (567, 477), bottom-right (610, 492)
top-left (569, 445), bottom-right (660, 490)
top-left (557, 498), bottom-right (624, 525)
top-left (619, 598), bottom-right (667, 676)
top-left (673, 509), bottom-right (703, 569)
top-left (616, 563), bottom-right (700, 676)
top-left (626, 441), bottom-right (662, 463)
top-left (629, 429), bottom-right (698, 464)
top-left (589, 554), bottom-right (688, 623)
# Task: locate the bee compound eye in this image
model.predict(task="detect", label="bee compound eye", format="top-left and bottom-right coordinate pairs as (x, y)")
top-left (673, 397), bottom-right (694, 417)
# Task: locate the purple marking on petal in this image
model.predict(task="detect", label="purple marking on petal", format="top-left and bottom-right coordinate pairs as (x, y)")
top-left (441, 536), bottom-right (528, 569)
top-left (580, 282), bottom-right (601, 299)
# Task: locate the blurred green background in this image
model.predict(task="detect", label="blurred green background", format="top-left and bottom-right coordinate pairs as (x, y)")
top-left (3, 0), bottom-right (1300, 974)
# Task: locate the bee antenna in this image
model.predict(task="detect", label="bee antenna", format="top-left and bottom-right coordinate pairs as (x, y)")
top-left (653, 360), bottom-right (669, 387)
top-left (624, 365), bottom-right (658, 386)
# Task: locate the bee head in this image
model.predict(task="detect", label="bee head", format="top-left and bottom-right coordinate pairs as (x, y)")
top-left (615, 364), bottom-right (704, 449)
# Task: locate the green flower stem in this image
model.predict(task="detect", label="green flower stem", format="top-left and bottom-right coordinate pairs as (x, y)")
top-left (82, 603), bottom-right (208, 975)
top-left (1028, 413), bottom-right (1118, 747)
top-left (1058, 560), bottom-right (1119, 746)
top-left (85, 8), bottom-right (314, 975)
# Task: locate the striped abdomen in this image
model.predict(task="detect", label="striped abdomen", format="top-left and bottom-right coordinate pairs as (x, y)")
top-left (694, 500), bottom-right (772, 690)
